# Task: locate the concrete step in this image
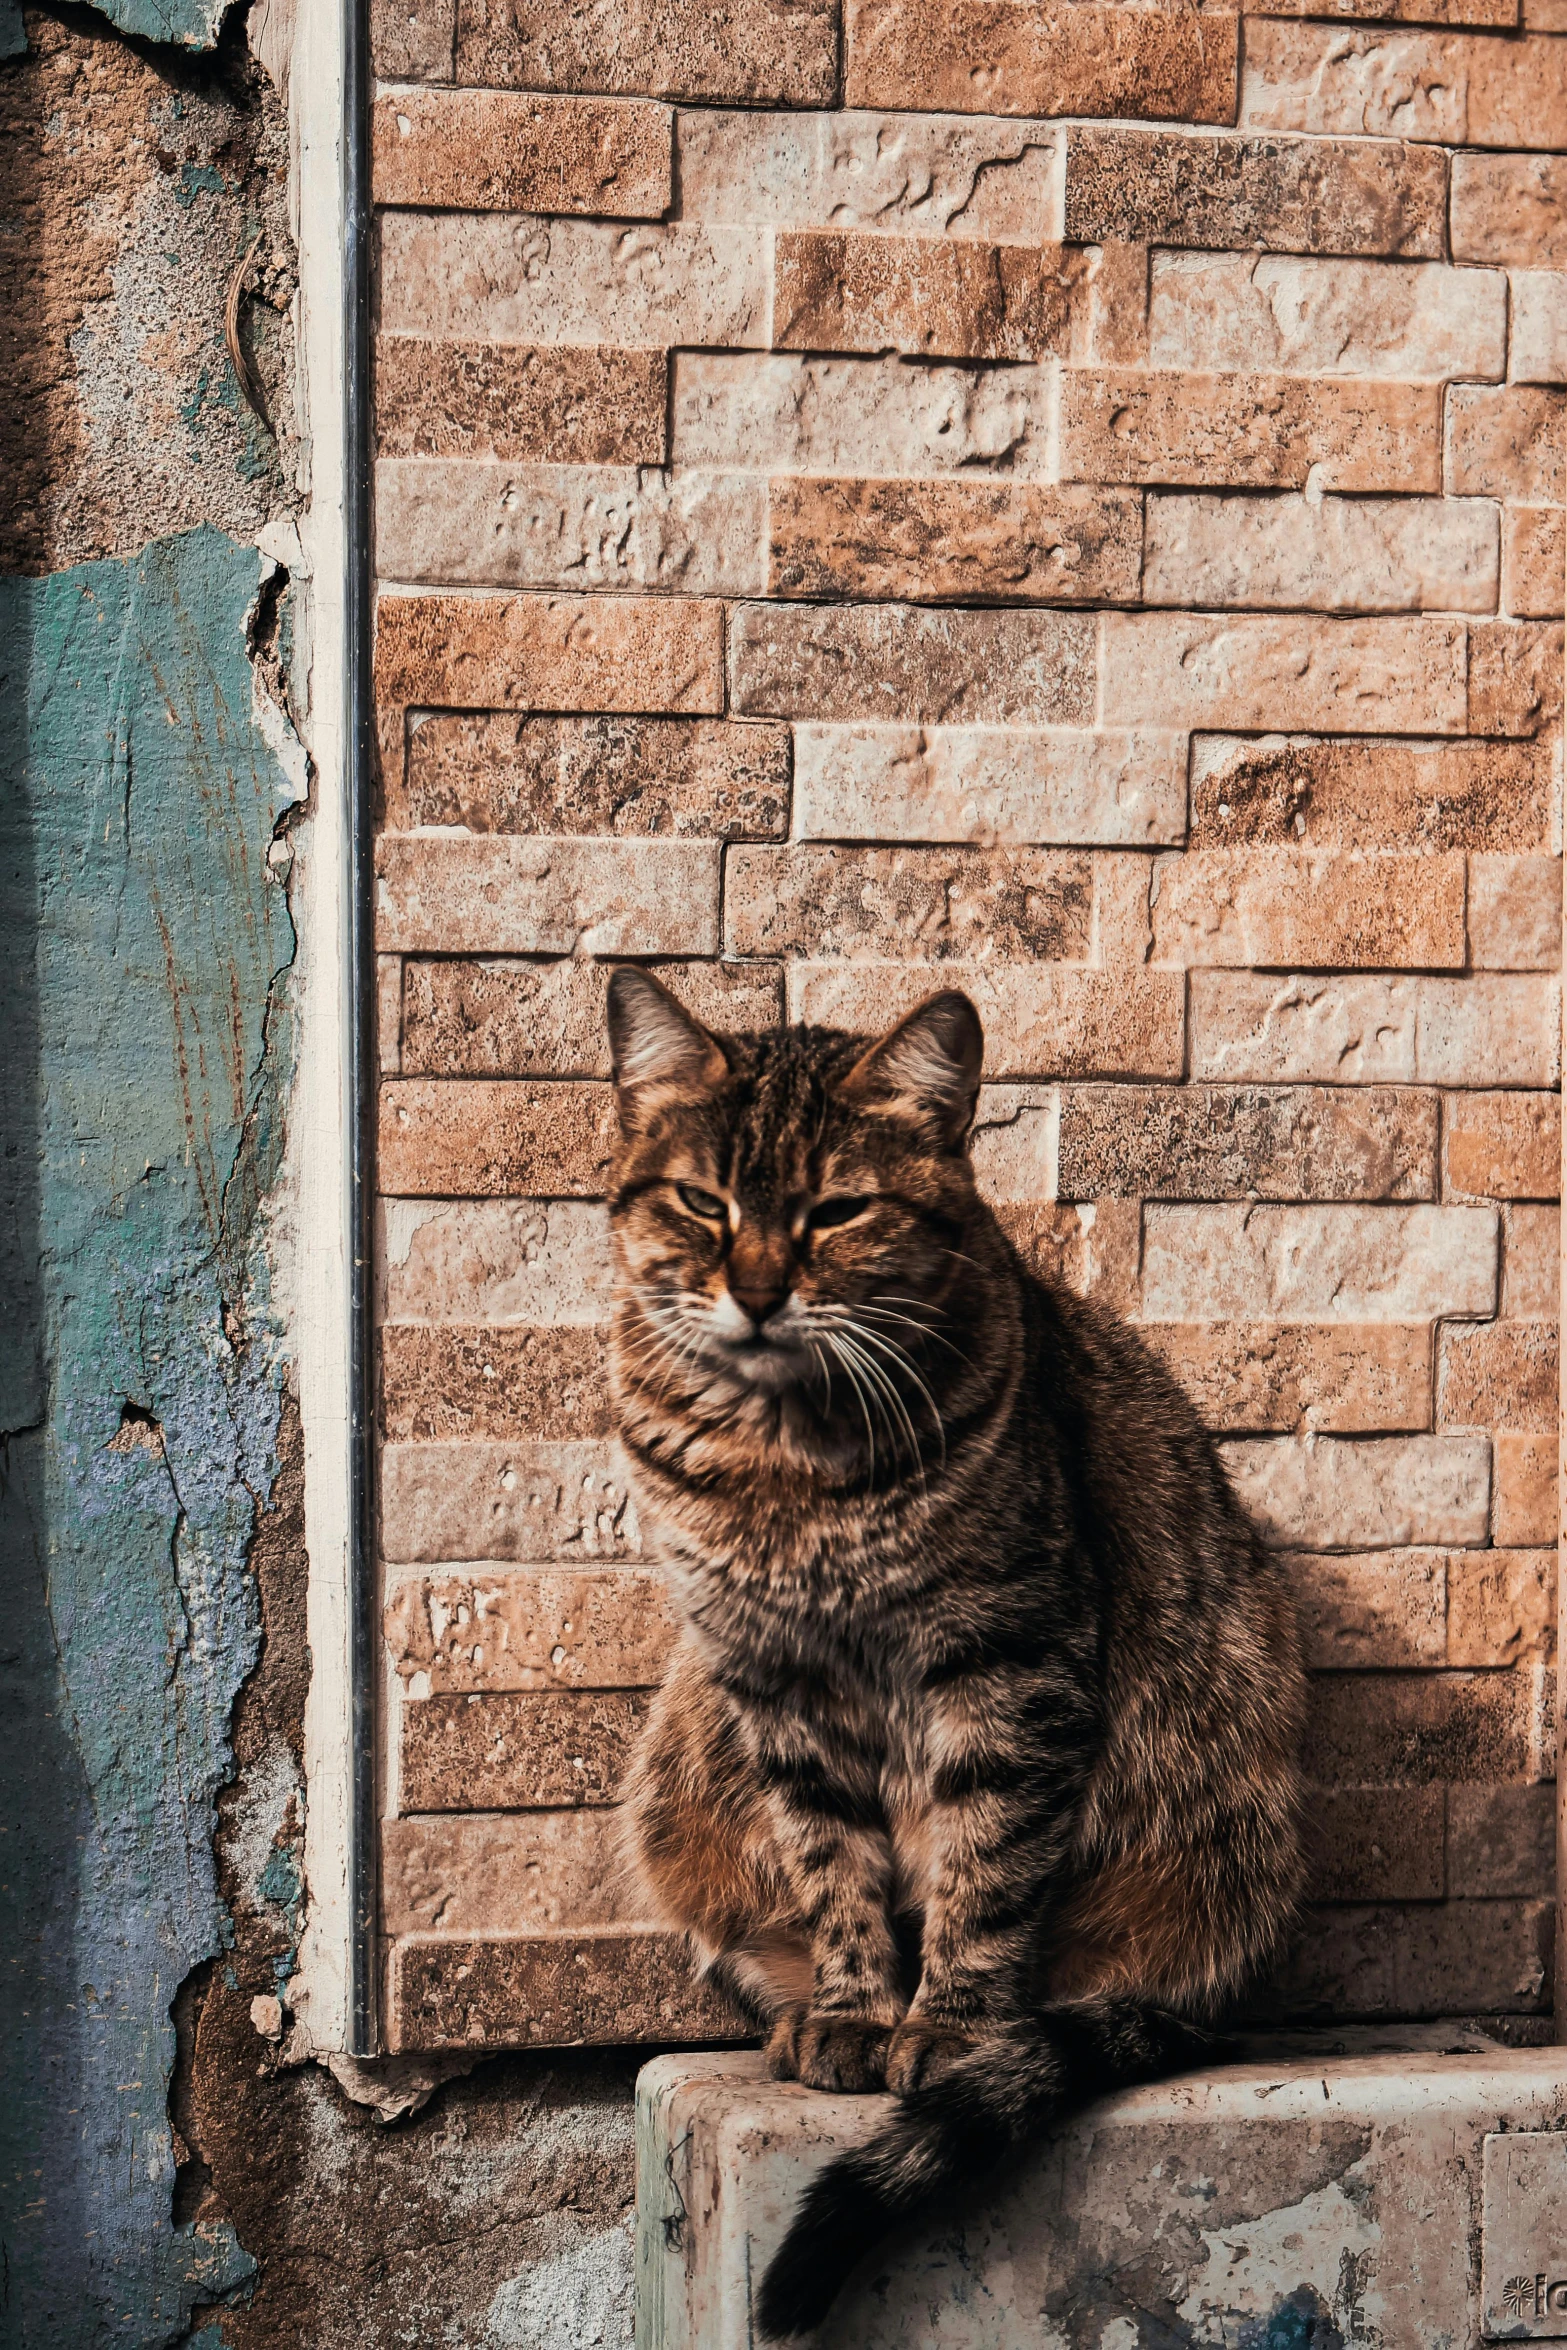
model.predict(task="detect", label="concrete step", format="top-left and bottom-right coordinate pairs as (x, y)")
top-left (636, 2043), bottom-right (1567, 2348)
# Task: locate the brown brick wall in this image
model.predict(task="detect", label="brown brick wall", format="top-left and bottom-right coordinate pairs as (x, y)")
top-left (371, 0), bottom-right (1564, 2050)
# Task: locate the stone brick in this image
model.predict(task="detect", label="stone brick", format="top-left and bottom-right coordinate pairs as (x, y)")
top-left (1189, 972), bottom-right (1560, 1086)
top-left (1240, 23), bottom-right (1567, 149)
top-left (1149, 1322), bottom-right (1433, 1432)
top-left (1142, 1202), bottom-right (1498, 1320)
top-left (1062, 127), bottom-right (1448, 259)
top-left (377, 212), bottom-right (769, 348)
top-left (1144, 494), bottom-right (1497, 613)
top-left (451, 0), bottom-right (839, 103)
top-left (787, 963), bottom-right (1186, 1079)
top-left (724, 845), bottom-right (1093, 963)
top-left (1494, 1429), bottom-right (1558, 1544)
top-left (1502, 1204), bottom-right (1561, 1316)
top-left (1446, 1783), bottom-right (1556, 1896)
top-left (1467, 619), bottom-right (1565, 738)
top-left (1058, 1083), bottom-right (1437, 1201)
top-left (373, 0), bottom-right (455, 78)
top-left (379, 960), bottom-right (403, 1085)
top-left (381, 1436), bottom-right (638, 1562)
top-left (374, 835), bottom-right (721, 956)
top-left (729, 602), bottom-right (1097, 725)
top-left (1243, 0), bottom-right (1518, 23)
top-left (670, 352), bottom-right (1056, 479)
top-left (993, 1199), bottom-right (1143, 1314)
top-left (1189, 736), bottom-right (1552, 852)
top-left (375, 592), bottom-right (725, 715)
top-left (1444, 1091), bottom-right (1561, 1201)
top-left (1290, 1549), bottom-right (1447, 1668)
top-left (1447, 1547), bottom-right (1556, 1665)
top-left (1438, 1318), bottom-right (1557, 1430)
top-left (1062, 372), bottom-right (1439, 492)
top-left (1447, 384), bottom-right (1567, 501)
top-left (1510, 270), bottom-right (1567, 383)
top-left (1083, 242), bottom-right (1151, 365)
top-left (385, 1564), bottom-right (675, 1690)
top-left (1306, 1787), bottom-right (1446, 1903)
top-left (1503, 506), bottom-right (1566, 617)
top-left (386, 1930), bottom-right (742, 2052)
top-left (1220, 1433), bottom-right (1493, 1547)
top-left (399, 1689), bottom-right (647, 1809)
top-left (773, 232), bottom-right (1081, 361)
top-left (378, 1079), bottom-right (619, 1196)
top-left (674, 108), bottom-right (1059, 241)
top-left (1100, 615), bottom-right (1468, 733)
top-left (371, 88), bottom-right (671, 216)
top-left (382, 1811), bottom-right (640, 1935)
top-left (1271, 1896), bottom-right (1552, 2019)
top-left (967, 1084), bottom-right (1058, 1201)
top-left (381, 1324), bottom-right (612, 1440)
top-left (1146, 251), bottom-right (1506, 381)
top-left (1149, 848), bottom-right (1467, 969)
top-left (375, 340), bottom-right (668, 466)
top-left (400, 957), bottom-right (782, 1077)
top-left (1304, 1668), bottom-right (1536, 1783)
top-left (381, 1198), bottom-right (614, 1323)
top-left (766, 479), bottom-right (1143, 606)
top-left (844, 0), bottom-right (1237, 122)
top-left (1467, 854), bottom-right (1561, 971)
top-left (792, 724), bottom-right (1187, 849)
top-left (1453, 153), bottom-right (1567, 266)
top-left (393, 714), bottom-right (789, 841)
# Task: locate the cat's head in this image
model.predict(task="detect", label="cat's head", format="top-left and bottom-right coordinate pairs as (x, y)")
top-left (605, 968), bottom-right (984, 1433)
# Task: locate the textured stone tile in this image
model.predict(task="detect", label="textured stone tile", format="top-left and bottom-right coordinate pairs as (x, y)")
top-left (1451, 152), bottom-right (1567, 264)
top-left (1304, 1667), bottom-right (1536, 1781)
top-left (376, 461), bottom-right (766, 595)
top-left (674, 108), bottom-right (1059, 241)
top-left (1063, 127), bottom-right (1448, 258)
top-left (1467, 618), bottom-right (1565, 737)
top-left (1221, 1433), bottom-right (1493, 1547)
top-left (1447, 384), bottom-right (1567, 501)
top-left (382, 1324), bottom-right (612, 1441)
top-left (773, 231), bottom-right (1081, 360)
top-left (385, 1929), bottom-right (742, 2052)
top-left (452, 0), bottom-right (839, 102)
top-left (395, 713), bottom-right (788, 840)
top-left (1443, 1091), bottom-right (1561, 1201)
top-left (398, 1689), bottom-right (647, 1809)
top-left (1438, 1318), bottom-right (1557, 1430)
top-left (1447, 1547), bottom-right (1556, 1666)
top-left (378, 1078), bottom-right (619, 1196)
top-left (373, 0), bottom-right (455, 78)
top-left (767, 478), bottom-right (1142, 605)
top-left (1494, 1429), bottom-right (1558, 1544)
top-left (382, 1811), bottom-right (643, 1935)
top-left (375, 835), bottom-right (720, 955)
top-left (994, 1199), bottom-right (1143, 1313)
top-left (967, 1084), bottom-right (1059, 1201)
top-left (377, 212), bottom-right (769, 348)
top-left (729, 602), bottom-right (1097, 725)
top-left (381, 1436), bottom-right (639, 1562)
top-left (1240, 23), bottom-right (1567, 148)
top-left (1059, 1083), bottom-right (1437, 1201)
top-left (1502, 506), bottom-right (1566, 617)
top-left (1146, 251), bottom-right (1506, 380)
top-left (1100, 614), bottom-right (1468, 732)
top-left (385, 1564), bottom-right (674, 1690)
top-left (1189, 735), bottom-right (1553, 851)
top-left (378, 954), bottom-right (403, 1074)
top-left (1242, 0), bottom-right (1518, 23)
top-left (725, 845), bottom-right (1093, 962)
top-left (1149, 848), bottom-right (1466, 969)
top-left (845, 0), bottom-right (1236, 121)
top-left (375, 591), bottom-right (725, 715)
top-left (1467, 854), bottom-right (1561, 970)
top-left (401, 956), bottom-right (781, 1077)
top-left (371, 88), bottom-right (672, 215)
top-left (1502, 1204), bottom-right (1561, 1317)
top-left (381, 1198), bottom-right (614, 1325)
top-left (1144, 494), bottom-right (1497, 613)
top-left (1305, 1787), bottom-right (1446, 1904)
top-left (787, 962), bottom-right (1186, 1079)
top-left (1446, 1783), bottom-right (1555, 1897)
top-left (1063, 372), bottom-right (1438, 491)
top-left (792, 724), bottom-right (1187, 848)
top-left (1189, 972), bottom-right (1560, 1086)
top-left (1142, 1202), bottom-right (1498, 1320)
top-left (671, 352), bottom-right (1057, 479)
top-left (1149, 1322), bottom-right (1433, 1432)
top-left (1271, 1896), bottom-right (1552, 2020)
top-left (1290, 1549), bottom-right (1448, 1668)
top-left (375, 339), bottom-right (667, 466)
top-left (1510, 269), bottom-right (1567, 382)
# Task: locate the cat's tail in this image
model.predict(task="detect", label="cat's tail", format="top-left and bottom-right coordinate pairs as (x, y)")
top-left (755, 2000), bottom-right (1216, 2342)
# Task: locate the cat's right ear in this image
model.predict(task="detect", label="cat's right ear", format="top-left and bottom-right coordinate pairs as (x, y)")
top-left (840, 989), bottom-right (984, 1147)
top-left (606, 967), bottom-right (728, 1133)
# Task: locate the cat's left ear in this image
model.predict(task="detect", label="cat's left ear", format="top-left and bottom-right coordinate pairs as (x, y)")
top-left (606, 966), bottom-right (729, 1134)
top-left (840, 990), bottom-right (984, 1147)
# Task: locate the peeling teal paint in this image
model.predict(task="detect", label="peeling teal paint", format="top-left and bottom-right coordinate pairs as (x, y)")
top-left (80, 0), bottom-right (228, 50)
top-left (0, 527), bottom-right (303, 2346)
top-left (0, 0), bottom-right (27, 58)
top-left (175, 161), bottom-right (228, 209)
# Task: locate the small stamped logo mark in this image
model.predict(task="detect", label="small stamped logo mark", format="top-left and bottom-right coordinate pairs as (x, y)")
top-left (1504, 2282), bottom-right (1567, 2324)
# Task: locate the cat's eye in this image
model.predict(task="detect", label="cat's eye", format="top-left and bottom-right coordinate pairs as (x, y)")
top-left (676, 1183), bottom-right (729, 1221)
top-left (807, 1195), bottom-right (871, 1231)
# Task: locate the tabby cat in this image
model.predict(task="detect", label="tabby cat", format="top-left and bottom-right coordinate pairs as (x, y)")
top-left (606, 968), bottom-right (1304, 2340)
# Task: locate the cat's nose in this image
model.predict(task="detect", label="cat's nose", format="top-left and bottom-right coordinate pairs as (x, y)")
top-left (727, 1279), bottom-right (788, 1330)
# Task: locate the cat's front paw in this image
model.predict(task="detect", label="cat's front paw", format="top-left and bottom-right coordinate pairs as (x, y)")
top-left (885, 2015), bottom-right (974, 2095)
top-left (765, 2005), bottom-right (895, 2092)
